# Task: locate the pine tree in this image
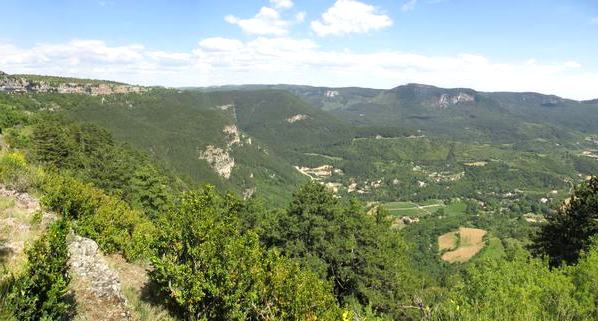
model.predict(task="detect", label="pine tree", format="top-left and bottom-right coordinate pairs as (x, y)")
top-left (534, 176), bottom-right (598, 266)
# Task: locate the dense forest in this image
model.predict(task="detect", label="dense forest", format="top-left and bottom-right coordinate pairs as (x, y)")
top-left (1, 81), bottom-right (598, 320)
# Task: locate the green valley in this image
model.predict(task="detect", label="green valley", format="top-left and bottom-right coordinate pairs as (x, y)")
top-left (1, 72), bottom-right (598, 320)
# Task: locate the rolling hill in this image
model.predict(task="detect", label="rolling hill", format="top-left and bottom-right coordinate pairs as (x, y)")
top-left (2, 73), bottom-right (597, 205)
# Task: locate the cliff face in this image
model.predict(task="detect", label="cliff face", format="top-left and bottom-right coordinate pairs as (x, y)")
top-left (0, 72), bottom-right (147, 95)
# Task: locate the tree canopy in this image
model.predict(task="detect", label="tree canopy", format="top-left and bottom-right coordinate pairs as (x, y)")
top-left (534, 177), bottom-right (598, 266)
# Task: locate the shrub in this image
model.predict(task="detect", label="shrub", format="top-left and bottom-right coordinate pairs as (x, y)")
top-left (0, 270), bottom-right (17, 321)
top-left (0, 103), bottom-right (29, 135)
top-left (41, 173), bottom-right (103, 219)
top-left (3, 127), bottom-right (31, 150)
top-left (534, 176), bottom-right (598, 266)
top-left (9, 219), bottom-right (73, 321)
top-left (0, 152), bottom-right (38, 192)
top-left (435, 248), bottom-right (588, 321)
top-left (566, 241), bottom-right (598, 319)
top-left (150, 186), bottom-right (341, 320)
top-left (262, 182), bottom-right (419, 319)
top-left (41, 173), bottom-right (154, 261)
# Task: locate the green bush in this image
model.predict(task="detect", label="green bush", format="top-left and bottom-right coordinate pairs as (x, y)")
top-left (30, 118), bottom-right (174, 214)
top-left (434, 247), bottom-right (591, 321)
top-left (3, 127), bottom-right (31, 150)
top-left (150, 186), bottom-right (341, 320)
top-left (566, 241), bottom-right (598, 320)
top-left (9, 219), bottom-right (72, 321)
top-left (0, 152), bottom-right (40, 192)
top-left (41, 173), bottom-right (154, 261)
top-left (260, 182), bottom-right (420, 319)
top-left (0, 103), bottom-right (29, 135)
top-left (41, 173), bottom-right (103, 219)
top-left (534, 176), bottom-right (598, 266)
top-left (0, 269), bottom-right (17, 321)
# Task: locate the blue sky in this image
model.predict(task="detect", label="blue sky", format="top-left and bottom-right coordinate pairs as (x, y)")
top-left (1, 0), bottom-right (597, 99)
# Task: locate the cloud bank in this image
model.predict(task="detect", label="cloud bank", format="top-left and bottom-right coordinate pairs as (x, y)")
top-left (1, 38), bottom-right (597, 100)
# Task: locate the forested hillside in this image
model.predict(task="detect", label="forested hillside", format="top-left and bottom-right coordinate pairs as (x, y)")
top-left (1, 74), bottom-right (597, 320)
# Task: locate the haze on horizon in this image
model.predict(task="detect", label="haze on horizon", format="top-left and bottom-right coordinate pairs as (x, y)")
top-left (1, 0), bottom-right (597, 100)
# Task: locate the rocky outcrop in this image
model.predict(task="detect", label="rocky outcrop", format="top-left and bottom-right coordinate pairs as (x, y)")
top-left (325, 90), bottom-right (339, 98)
top-left (287, 114), bottom-right (309, 123)
top-left (294, 165), bottom-right (334, 179)
top-left (0, 186), bottom-right (56, 267)
top-left (0, 73), bottom-right (146, 95)
top-left (0, 185), bottom-right (41, 212)
top-left (223, 125), bottom-right (241, 147)
top-left (243, 187), bottom-right (256, 199)
top-left (199, 124), bottom-right (251, 179)
top-left (199, 145), bottom-right (235, 179)
top-left (216, 104), bottom-right (234, 110)
top-left (0, 185), bottom-right (132, 320)
top-left (69, 236), bottom-right (125, 301)
top-left (68, 235), bottom-right (132, 321)
top-left (437, 92), bottom-right (475, 108)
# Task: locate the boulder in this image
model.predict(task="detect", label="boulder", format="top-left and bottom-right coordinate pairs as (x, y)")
top-left (68, 235), bottom-right (132, 320)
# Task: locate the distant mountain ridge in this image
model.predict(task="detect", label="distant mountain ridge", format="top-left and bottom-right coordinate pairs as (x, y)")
top-left (0, 71), bottom-right (146, 95)
top-left (199, 82), bottom-right (594, 104)
top-left (195, 83), bottom-right (598, 143)
top-left (2, 72), bottom-right (598, 205)
top-left (2, 71), bottom-right (594, 103)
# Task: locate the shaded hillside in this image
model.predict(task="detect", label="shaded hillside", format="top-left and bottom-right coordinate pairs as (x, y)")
top-left (0, 90), bottom-right (308, 204)
top-left (63, 90), bottom-right (313, 204)
top-left (198, 84), bottom-right (383, 112)
top-left (224, 90), bottom-right (354, 151)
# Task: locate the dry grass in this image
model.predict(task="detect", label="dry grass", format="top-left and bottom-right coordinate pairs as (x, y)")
top-left (458, 227), bottom-right (486, 246)
top-left (0, 193), bottom-right (46, 272)
top-left (123, 287), bottom-right (176, 321)
top-left (105, 255), bottom-right (176, 321)
top-left (71, 276), bottom-right (131, 321)
top-left (105, 254), bottom-right (149, 293)
top-left (439, 227), bottom-right (487, 263)
top-left (438, 231), bottom-right (458, 251)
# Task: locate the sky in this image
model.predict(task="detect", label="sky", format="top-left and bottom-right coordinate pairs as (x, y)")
top-left (1, 0), bottom-right (597, 99)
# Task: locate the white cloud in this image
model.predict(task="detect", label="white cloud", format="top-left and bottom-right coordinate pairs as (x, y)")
top-left (1, 38), bottom-right (597, 100)
top-left (295, 11), bottom-right (306, 23)
top-left (225, 7), bottom-right (289, 36)
top-left (401, 0), bottom-right (418, 12)
top-left (0, 40), bottom-right (201, 86)
top-left (198, 37), bottom-right (243, 51)
top-left (270, 0), bottom-right (293, 10)
top-left (311, 0), bottom-right (393, 36)
top-left (563, 61), bottom-right (581, 69)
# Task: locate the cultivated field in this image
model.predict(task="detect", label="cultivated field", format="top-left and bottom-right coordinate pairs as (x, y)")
top-left (438, 231), bottom-right (458, 251)
top-left (439, 227), bottom-right (487, 263)
top-left (383, 200), bottom-right (445, 217)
